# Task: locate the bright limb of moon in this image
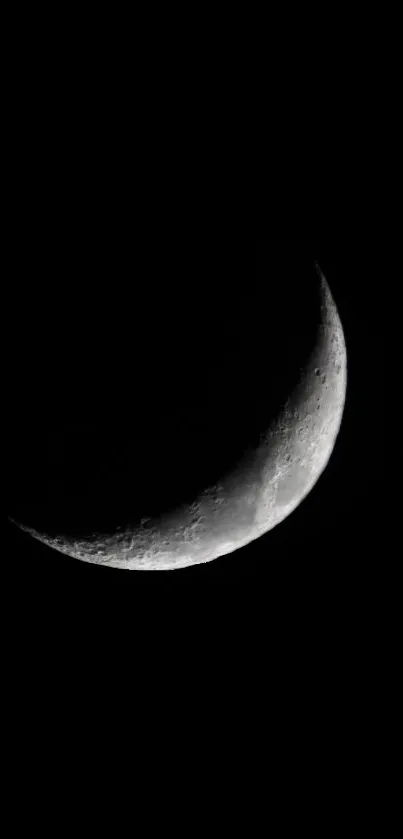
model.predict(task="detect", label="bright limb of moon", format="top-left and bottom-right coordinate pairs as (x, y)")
top-left (12, 266), bottom-right (347, 570)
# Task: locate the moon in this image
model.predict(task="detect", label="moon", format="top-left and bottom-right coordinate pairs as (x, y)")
top-left (9, 264), bottom-right (347, 570)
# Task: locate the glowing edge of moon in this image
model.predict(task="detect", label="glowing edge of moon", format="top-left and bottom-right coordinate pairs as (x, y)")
top-left (10, 266), bottom-right (347, 570)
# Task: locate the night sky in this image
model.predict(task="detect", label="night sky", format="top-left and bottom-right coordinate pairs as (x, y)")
top-left (3, 23), bottom-right (389, 789)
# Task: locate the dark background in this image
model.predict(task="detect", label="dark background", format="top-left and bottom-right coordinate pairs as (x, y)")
top-left (5, 234), bottom-right (383, 611)
top-left (1, 23), bottom-right (390, 809)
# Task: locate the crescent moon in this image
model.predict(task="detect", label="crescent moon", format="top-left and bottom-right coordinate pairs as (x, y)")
top-left (10, 265), bottom-right (347, 570)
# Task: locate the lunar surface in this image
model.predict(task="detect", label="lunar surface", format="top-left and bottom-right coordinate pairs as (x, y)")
top-left (9, 263), bottom-right (347, 570)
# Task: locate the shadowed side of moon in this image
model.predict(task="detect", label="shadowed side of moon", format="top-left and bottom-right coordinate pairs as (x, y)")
top-left (8, 248), bottom-right (347, 569)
